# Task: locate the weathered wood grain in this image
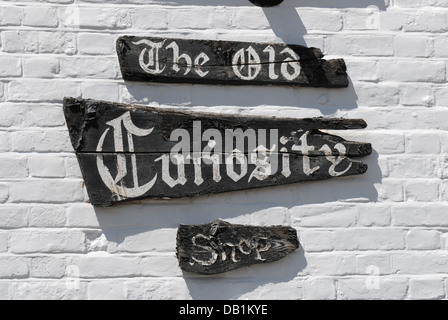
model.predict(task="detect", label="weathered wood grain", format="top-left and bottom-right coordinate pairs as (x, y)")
top-left (63, 98), bottom-right (371, 207)
top-left (116, 36), bottom-right (349, 88)
top-left (177, 220), bottom-right (299, 275)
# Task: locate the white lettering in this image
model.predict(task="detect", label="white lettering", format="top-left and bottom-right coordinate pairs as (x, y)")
top-left (291, 131), bottom-right (320, 175)
top-left (232, 46), bottom-right (262, 80)
top-left (194, 52), bottom-right (210, 77)
top-left (320, 143), bottom-right (353, 177)
top-left (280, 47), bottom-right (301, 80)
top-left (96, 112), bottom-right (157, 199)
top-left (263, 45), bottom-right (279, 80)
top-left (166, 41), bottom-right (192, 75)
top-left (133, 39), bottom-right (166, 74)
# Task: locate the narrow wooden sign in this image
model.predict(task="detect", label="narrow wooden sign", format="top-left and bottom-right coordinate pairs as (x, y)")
top-left (176, 220), bottom-right (299, 275)
top-left (116, 36), bottom-right (348, 88)
top-left (63, 97), bottom-right (371, 207)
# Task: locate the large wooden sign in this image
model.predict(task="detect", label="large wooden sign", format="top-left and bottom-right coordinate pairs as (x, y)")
top-left (63, 97), bottom-right (371, 207)
top-left (116, 36), bottom-right (348, 88)
top-left (177, 220), bottom-right (299, 275)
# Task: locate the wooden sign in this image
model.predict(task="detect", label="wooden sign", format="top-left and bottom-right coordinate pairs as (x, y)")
top-left (63, 97), bottom-right (371, 207)
top-left (116, 36), bottom-right (348, 88)
top-left (176, 220), bottom-right (299, 275)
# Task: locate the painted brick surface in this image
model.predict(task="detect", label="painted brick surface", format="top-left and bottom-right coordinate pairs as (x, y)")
top-left (0, 0), bottom-right (447, 300)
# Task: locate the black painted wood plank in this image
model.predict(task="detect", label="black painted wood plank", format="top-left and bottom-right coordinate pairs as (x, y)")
top-left (63, 98), bottom-right (371, 207)
top-left (63, 98), bottom-right (371, 156)
top-left (116, 36), bottom-right (349, 88)
top-left (177, 220), bottom-right (299, 275)
top-left (76, 151), bottom-right (368, 207)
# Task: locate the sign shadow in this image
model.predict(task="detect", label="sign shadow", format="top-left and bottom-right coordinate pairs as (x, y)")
top-left (161, 0), bottom-right (389, 9)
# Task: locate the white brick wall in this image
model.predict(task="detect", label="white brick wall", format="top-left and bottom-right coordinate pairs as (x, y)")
top-left (0, 0), bottom-right (447, 300)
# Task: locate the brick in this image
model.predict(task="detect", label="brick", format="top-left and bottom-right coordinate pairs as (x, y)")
top-left (337, 277), bottom-right (408, 300)
top-left (29, 155), bottom-right (66, 178)
top-left (400, 86), bottom-right (434, 107)
top-left (88, 281), bottom-right (126, 300)
top-left (303, 277), bottom-right (336, 300)
top-left (357, 204), bottom-right (391, 227)
top-left (81, 82), bottom-right (119, 101)
top-left (356, 254), bottom-right (393, 275)
top-left (125, 278), bottom-right (190, 300)
top-left (392, 252), bottom-right (448, 274)
top-left (38, 32), bottom-right (77, 55)
top-left (388, 156), bottom-right (438, 179)
top-left (29, 206), bottom-right (66, 228)
top-left (11, 281), bottom-right (86, 300)
top-left (115, 228), bottom-right (176, 253)
top-left (301, 253), bottom-right (357, 276)
top-left (0, 256), bottom-right (29, 279)
top-left (405, 132), bottom-right (440, 154)
top-left (0, 6), bottom-right (22, 26)
top-left (334, 228), bottom-right (406, 251)
top-left (30, 256), bottom-right (66, 278)
top-left (299, 10), bottom-right (343, 32)
top-left (0, 132), bottom-right (9, 152)
top-left (291, 204), bottom-right (356, 228)
top-left (0, 207), bottom-right (28, 229)
top-left (298, 230), bottom-right (334, 252)
top-left (141, 255), bottom-right (182, 277)
top-left (376, 179), bottom-right (404, 202)
top-left (67, 255), bottom-right (142, 278)
top-left (0, 155), bottom-right (28, 178)
top-left (10, 180), bottom-right (84, 203)
top-left (9, 230), bottom-right (86, 254)
top-left (25, 104), bottom-right (66, 127)
top-left (0, 183), bottom-right (9, 203)
top-left (0, 56), bottom-right (22, 77)
top-left (0, 282), bottom-right (10, 300)
top-left (66, 205), bottom-right (99, 228)
top-left (392, 204), bottom-right (448, 227)
top-left (378, 60), bottom-right (446, 83)
top-left (0, 232), bottom-right (8, 252)
top-left (23, 57), bottom-right (60, 78)
top-left (406, 229), bottom-right (441, 250)
top-left (239, 279), bottom-right (304, 300)
top-left (326, 35), bottom-right (394, 56)
top-left (78, 33), bottom-right (115, 55)
top-left (8, 80), bottom-right (80, 102)
top-left (404, 179), bottom-right (440, 202)
top-left (75, 7), bottom-right (132, 29)
top-left (59, 57), bottom-right (118, 79)
top-left (129, 7), bottom-right (168, 30)
top-left (345, 8), bottom-right (380, 30)
top-left (409, 278), bottom-right (445, 300)
top-left (11, 130), bottom-right (72, 152)
top-left (2, 31), bottom-right (39, 53)
top-left (395, 35), bottom-right (434, 58)
top-left (23, 6), bottom-right (58, 27)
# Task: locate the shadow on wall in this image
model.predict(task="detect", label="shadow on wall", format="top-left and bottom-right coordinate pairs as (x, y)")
top-left (93, 149), bottom-right (380, 298)
top-left (123, 1), bottom-right (388, 115)
top-left (93, 0), bottom-right (386, 299)
top-left (165, 0), bottom-right (389, 9)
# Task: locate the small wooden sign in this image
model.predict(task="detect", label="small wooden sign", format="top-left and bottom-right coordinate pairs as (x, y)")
top-left (63, 98), bottom-right (371, 207)
top-left (177, 220), bottom-right (299, 275)
top-left (116, 36), bottom-right (348, 88)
